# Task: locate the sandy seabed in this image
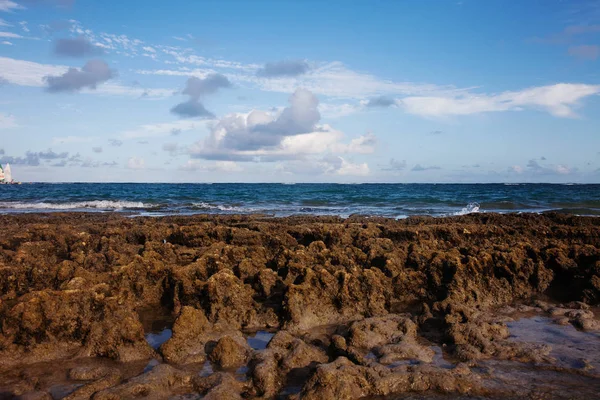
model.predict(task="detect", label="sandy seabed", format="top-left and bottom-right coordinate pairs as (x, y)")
top-left (0, 212), bottom-right (599, 399)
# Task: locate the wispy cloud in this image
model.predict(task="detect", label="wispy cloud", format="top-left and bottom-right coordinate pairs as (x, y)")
top-left (121, 120), bottom-right (198, 139)
top-left (0, 1), bottom-right (24, 12)
top-left (412, 164), bottom-right (441, 172)
top-left (54, 37), bottom-right (104, 57)
top-left (0, 56), bottom-right (174, 98)
top-left (568, 44), bottom-right (599, 60)
top-left (256, 60), bottom-right (310, 78)
top-left (0, 31), bottom-right (23, 38)
top-left (399, 83), bottom-right (600, 118)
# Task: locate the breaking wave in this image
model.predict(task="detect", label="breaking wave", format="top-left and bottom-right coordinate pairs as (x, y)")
top-left (454, 202), bottom-right (481, 216)
top-left (191, 202), bottom-right (254, 212)
top-left (0, 200), bottom-right (150, 210)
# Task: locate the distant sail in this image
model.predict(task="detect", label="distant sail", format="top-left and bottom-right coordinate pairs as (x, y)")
top-left (0, 164), bottom-right (4, 182)
top-left (4, 163), bottom-right (11, 183)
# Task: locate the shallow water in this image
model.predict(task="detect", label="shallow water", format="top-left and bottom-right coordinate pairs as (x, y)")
top-left (247, 330), bottom-right (276, 350)
top-left (507, 315), bottom-right (600, 370)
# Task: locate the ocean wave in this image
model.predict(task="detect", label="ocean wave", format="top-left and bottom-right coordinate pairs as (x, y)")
top-left (0, 200), bottom-right (150, 210)
top-left (454, 202), bottom-right (480, 216)
top-left (191, 202), bottom-right (253, 212)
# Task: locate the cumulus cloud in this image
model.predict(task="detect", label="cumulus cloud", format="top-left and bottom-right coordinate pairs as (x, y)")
top-left (324, 156), bottom-right (369, 176)
top-left (108, 139), bottom-right (123, 146)
top-left (44, 59), bottom-right (115, 92)
top-left (189, 88), bottom-right (376, 170)
top-left (171, 74), bottom-right (231, 118)
top-left (412, 164), bottom-right (441, 172)
top-left (127, 157), bottom-right (145, 169)
top-left (381, 158), bottom-right (407, 171)
top-left (399, 83), bottom-right (600, 118)
top-left (92, 146), bottom-right (102, 153)
top-left (256, 60), bottom-right (310, 78)
top-left (365, 95), bottom-right (396, 108)
top-left (568, 45), bottom-right (599, 60)
top-left (54, 37), bottom-right (104, 57)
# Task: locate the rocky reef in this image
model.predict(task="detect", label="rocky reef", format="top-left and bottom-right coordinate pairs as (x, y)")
top-left (0, 212), bottom-right (599, 399)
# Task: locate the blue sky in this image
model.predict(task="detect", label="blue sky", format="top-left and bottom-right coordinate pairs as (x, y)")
top-left (0, 0), bottom-right (599, 183)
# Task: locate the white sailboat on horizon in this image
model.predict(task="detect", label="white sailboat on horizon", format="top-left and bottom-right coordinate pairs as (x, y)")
top-left (4, 163), bottom-right (12, 183)
top-left (0, 163), bottom-right (19, 184)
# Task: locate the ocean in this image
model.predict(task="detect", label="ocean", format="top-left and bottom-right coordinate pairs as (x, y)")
top-left (0, 183), bottom-right (599, 218)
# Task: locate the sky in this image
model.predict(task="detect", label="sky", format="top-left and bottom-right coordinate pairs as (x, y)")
top-left (0, 0), bottom-right (599, 183)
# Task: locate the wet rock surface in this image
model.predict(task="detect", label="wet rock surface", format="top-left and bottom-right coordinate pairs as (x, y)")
top-left (0, 212), bottom-right (599, 399)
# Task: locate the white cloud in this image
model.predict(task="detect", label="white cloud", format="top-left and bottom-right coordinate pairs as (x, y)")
top-left (0, 113), bottom-right (17, 129)
top-left (127, 157), bottom-right (145, 170)
top-left (399, 83), bottom-right (600, 118)
top-left (334, 157), bottom-right (370, 176)
top-left (121, 120), bottom-right (199, 139)
top-left (0, 31), bottom-right (23, 38)
top-left (18, 20), bottom-right (28, 32)
top-left (318, 102), bottom-right (361, 118)
top-left (0, 18), bottom-right (11, 26)
top-left (0, 1), bottom-right (23, 12)
top-left (142, 46), bottom-right (156, 53)
top-left (1, 40), bottom-right (11, 45)
top-left (189, 89), bottom-right (377, 162)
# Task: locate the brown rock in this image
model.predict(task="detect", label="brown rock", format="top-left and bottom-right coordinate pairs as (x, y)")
top-left (208, 335), bottom-right (251, 369)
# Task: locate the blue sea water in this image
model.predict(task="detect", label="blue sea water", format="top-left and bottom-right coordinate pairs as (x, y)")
top-left (0, 183), bottom-right (599, 218)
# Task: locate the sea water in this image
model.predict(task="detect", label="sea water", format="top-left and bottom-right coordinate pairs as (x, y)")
top-left (0, 183), bottom-right (599, 218)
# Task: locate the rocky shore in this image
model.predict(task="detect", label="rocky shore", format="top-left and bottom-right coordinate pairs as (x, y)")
top-left (0, 212), bottom-right (599, 399)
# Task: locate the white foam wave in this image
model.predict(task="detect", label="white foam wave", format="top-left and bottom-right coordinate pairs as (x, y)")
top-left (191, 202), bottom-right (252, 212)
top-left (0, 200), bottom-right (149, 210)
top-left (454, 202), bottom-right (480, 216)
